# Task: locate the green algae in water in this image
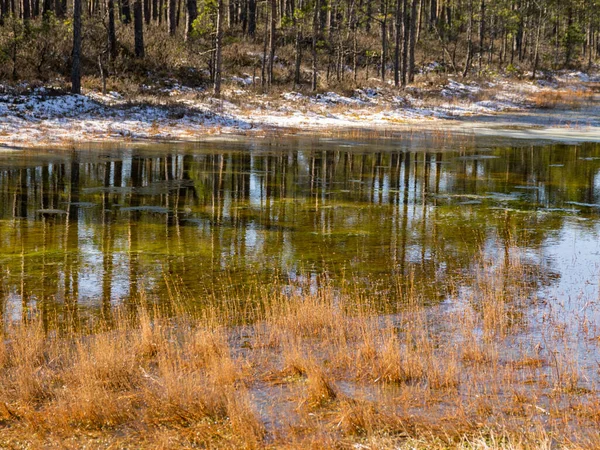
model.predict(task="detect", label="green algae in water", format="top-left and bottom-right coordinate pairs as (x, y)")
top-left (0, 140), bottom-right (599, 322)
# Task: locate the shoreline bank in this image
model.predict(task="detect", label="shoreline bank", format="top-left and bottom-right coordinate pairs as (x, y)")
top-left (1, 76), bottom-right (600, 148)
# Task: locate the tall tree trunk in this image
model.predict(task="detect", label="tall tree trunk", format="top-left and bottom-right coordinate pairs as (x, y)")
top-left (214, 0), bottom-right (223, 97)
top-left (122, 0), bottom-right (131, 23)
top-left (462, 0), bottom-right (473, 78)
top-left (134, 0), bottom-right (144, 57)
top-left (22, 0), bottom-right (30, 20)
top-left (185, 0), bottom-right (197, 40)
top-left (531, 7), bottom-right (543, 79)
top-left (293, 0), bottom-right (303, 88)
top-left (353, 16), bottom-right (357, 83)
top-left (261, 2), bottom-right (268, 87)
top-left (71, 0), bottom-right (82, 94)
top-left (248, 0), bottom-right (256, 37)
top-left (312, 0), bottom-right (320, 90)
top-left (268, 0), bottom-right (276, 86)
top-left (588, 23), bottom-right (594, 70)
top-left (241, 0), bottom-right (248, 32)
top-left (168, 0), bottom-right (176, 35)
top-left (417, 0), bottom-right (423, 43)
top-left (143, 0), bottom-right (150, 23)
top-left (401, 0), bottom-right (409, 86)
top-left (107, 0), bottom-right (117, 61)
top-left (515, 0), bottom-right (523, 61)
top-left (394, 0), bottom-right (402, 86)
top-left (565, 5), bottom-right (574, 67)
top-left (380, 0), bottom-right (387, 81)
top-left (42, 0), bottom-right (52, 17)
top-left (408, 0), bottom-right (417, 82)
top-left (477, 0), bottom-right (485, 74)
top-left (429, 0), bottom-right (436, 28)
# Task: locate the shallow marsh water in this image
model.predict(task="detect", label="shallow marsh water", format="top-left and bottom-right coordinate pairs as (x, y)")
top-left (2, 137), bottom-right (600, 447)
top-left (0, 137), bottom-right (599, 324)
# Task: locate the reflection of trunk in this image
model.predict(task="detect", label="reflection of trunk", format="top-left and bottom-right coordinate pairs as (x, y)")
top-left (128, 155), bottom-right (143, 304)
top-left (19, 212), bottom-right (29, 317)
top-left (434, 153), bottom-right (442, 194)
top-left (501, 210), bottom-right (511, 281)
top-left (102, 162), bottom-right (114, 316)
top-left (16, 168), bottom-right (28, 218)
top-left (399, 152), bottom-right (410, 275)
top-left (182, 155), bottom-right (197, 199)
top-left (54, 164), bottom-right (65, 209)
top-left (421, 153), bottom-right (430, 263)
top-left (41, 166), bottom-right (50, 209)
top-left (210, 155), bottom-right (225, 280)
top-left (65, 157), bottom-right (80, 319)
top-left (69, 160), bottom-right (80, 218)
top-left (42, 222), bottom-right (54, 330)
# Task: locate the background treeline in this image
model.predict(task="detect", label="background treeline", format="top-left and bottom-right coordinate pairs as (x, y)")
top-left (1, 0), bottom-right (599, 94)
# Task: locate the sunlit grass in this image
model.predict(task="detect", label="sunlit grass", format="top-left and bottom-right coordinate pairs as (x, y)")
top-left (0, 250), bottom-right (598, 448)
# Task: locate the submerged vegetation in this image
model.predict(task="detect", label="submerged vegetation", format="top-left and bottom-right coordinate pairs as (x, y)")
top-left (1, 141), bottom-right (600, 447)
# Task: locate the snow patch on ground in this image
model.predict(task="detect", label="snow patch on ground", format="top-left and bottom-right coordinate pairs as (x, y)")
top-left (311, 92), bottom-right (367, 105)
top-left (0, 92), bottom-right (100, 120)
top-left (441, 80), bottom-right (482, 98)
top-left (231, 75), bottom-right (254, 86)
top-left (0, 71), bottom-right (599, 146)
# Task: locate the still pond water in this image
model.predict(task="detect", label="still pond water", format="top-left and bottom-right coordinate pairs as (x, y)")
top-left (1, 137), bottom-right (599, 321)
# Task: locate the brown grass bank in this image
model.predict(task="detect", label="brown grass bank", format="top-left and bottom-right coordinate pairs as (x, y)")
top-left (0, 253), bottom-right (598, 449)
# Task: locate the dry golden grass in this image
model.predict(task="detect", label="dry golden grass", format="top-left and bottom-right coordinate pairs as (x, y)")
top-left (0, 252), bottom-right (598, 448)
top-left (529, 88), bottom-right (595, 109)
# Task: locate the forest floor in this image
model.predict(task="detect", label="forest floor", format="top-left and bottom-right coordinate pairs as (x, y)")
top-left (1, 70), bottom-right (600, 148)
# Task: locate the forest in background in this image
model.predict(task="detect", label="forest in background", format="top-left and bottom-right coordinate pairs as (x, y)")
top-left (0, 0), bottom-right (599, 95)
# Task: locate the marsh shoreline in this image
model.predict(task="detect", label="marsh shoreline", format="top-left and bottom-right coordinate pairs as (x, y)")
top-left (2, 77), bottom-right (600, 149)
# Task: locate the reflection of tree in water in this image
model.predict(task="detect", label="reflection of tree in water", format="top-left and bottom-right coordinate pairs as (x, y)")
top-left (0, 142), bottom-right (598, 321)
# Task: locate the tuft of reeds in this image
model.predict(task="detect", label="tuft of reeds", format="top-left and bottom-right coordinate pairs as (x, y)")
top-left (0, 250), bottom-right (598, 448)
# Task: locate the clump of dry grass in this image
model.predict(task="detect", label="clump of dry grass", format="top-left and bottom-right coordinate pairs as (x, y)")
top-left (305, 365), bottom-right (338, 407)
top-left (0, 250), bottom-right (597, 448)
top-left (530, 88), bottom-right (594, 109)
top-left (335, 398), bottom-right (408, 437)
